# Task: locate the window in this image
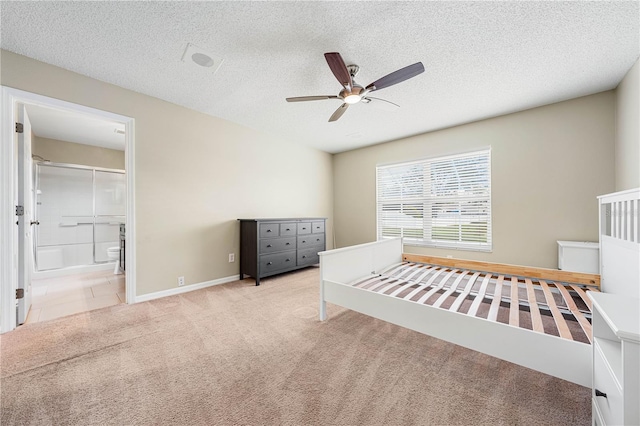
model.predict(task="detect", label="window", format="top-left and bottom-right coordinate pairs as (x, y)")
top-left (376, 149), bottom-right (491, 251)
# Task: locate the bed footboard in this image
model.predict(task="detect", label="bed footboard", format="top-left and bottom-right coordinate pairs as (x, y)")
top-left (319, 238), bottom-right (403, 320)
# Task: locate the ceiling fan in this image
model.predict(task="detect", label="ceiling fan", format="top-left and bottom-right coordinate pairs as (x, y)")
top-left (286, 52), bottom-right (425, 122)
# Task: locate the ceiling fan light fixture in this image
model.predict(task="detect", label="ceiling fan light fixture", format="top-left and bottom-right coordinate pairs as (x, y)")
top-left (344, 94), bottom-right (361, 104)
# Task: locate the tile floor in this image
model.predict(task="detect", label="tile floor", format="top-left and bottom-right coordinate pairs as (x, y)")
top-left (26, 270), bottom-right (125, 324)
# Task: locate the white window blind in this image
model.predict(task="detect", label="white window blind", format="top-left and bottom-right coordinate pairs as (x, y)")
top-left (376, 149), bottom-right (492, 251)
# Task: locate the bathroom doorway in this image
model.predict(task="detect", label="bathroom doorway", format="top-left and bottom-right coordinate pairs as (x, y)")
top-left (1, 87), bottom-right (136, 332)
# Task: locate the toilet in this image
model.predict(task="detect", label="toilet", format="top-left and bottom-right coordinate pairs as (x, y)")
top-left (107, 247), bottom-right (121, 274)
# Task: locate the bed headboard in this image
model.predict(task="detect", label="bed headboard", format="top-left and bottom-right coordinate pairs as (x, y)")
top-left (598, 188), bottom-right (640, 298)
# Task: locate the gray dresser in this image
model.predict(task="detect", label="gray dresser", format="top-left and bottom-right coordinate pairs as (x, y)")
top-left (238, 218), bottom-right (326, 285)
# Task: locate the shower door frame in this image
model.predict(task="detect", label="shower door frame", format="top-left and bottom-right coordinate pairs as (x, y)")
top-left (1, 86), bottom-right (136, 333)
top-left (34, 162), bottom-right (126, 272)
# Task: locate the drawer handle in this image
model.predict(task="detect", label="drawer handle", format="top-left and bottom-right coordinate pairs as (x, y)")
top-left (267, 262), bottom-right (273, 266)
top-left (267, 244), bottom-right (272, 248)
top-left (286, 259), bottom-right (291, 262)
top-left (595, 389), bottom-right (607, 399)
top-left (302, 240), bottom-right (306, 243)
top-left (286, 242), bottom-right (290, 245)
top-left (302, 255), bottom-right (307, 258)
top-left (286, 228), bottom-right (291, 231)
top-left (302, 227), bottom-right (307, 230)
top-left (266, 229), bottom-right (272, 233)
top-left (316, 239), bottom-right (320, 242)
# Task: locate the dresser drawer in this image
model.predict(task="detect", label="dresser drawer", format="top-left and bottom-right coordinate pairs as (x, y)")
top-left (259, 223), bottom-right (280, 238)
top-left (297, 222), bottom-right (312, 234)
top-left (280, 223), bottom-right (297, 237)
top-left (312, 221), bottom-right (325, 233)
top-left (593, 340), bottom-right (623, 426)
top-left (297, 234), bottom-right (324, 248)
top-left (259, 237), bottom-right (296, 254)
top-left (260, 251), bottom-right (296, 273)
top-left (298, 247), bottom-right (320, 266)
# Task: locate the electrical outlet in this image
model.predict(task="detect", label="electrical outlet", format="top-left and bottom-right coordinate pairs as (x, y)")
top-left (228, 253), bottom-right (235, 263)
top-left (178, 276), bottom-right (185, 286)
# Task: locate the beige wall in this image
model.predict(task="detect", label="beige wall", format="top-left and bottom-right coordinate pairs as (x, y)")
top-left (1, 50), bottom-right (333, 296)
top-left (615, 59), bottom-right (640, 191)
top-left (32, 136), bottom-right (125, 169)
top-left (333, 92), bottom-right (615, 268)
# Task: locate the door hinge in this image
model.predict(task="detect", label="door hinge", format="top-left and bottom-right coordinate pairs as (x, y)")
top-left (15, 205), bottom-right (24, 216)
top-left (16, 288), bottom-right (24, 299)
top-left (15, 122), bottom-right (23, 133)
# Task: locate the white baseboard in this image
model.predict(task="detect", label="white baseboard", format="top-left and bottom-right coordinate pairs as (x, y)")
top-left (33, 262), bottom-right (115, 280)
top-left (134, 274), bottom-right (240, 303)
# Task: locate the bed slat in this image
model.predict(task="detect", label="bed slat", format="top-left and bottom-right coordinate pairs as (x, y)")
top-left (487, 275), bottom-right (505, 322)
top-left (449, 272), bottom-right (481, 313)
top-left (368, 263), bottom-right (425, 292)
top-left (569, 284), bottom-right (594, 311)
top-left (466, 273), bottom-right (492, 317)
top-left (538, 279), bottom-right (573, 340)
top-left (509, 277), bottom-right (520, 327)
top-left (415, 269), bottom-right (459, 305)
top-left (388, 267), bottom-right (438, 297)
top-left (377, 265), bottom-right (433, 294)
top-left (432, 271), bottom-right (469, 308)
top-left (401, 268), bottom-right (447, 301)
top-left (553, 282), bottom-right (593, 343)
top-left (525, 278), bottom-right (544, 333)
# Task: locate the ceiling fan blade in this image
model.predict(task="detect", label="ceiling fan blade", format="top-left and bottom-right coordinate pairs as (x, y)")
top-left (329, 103), bottom-right (349, 122)
top-left (363, 96), bottom-right (400, 111)
top-left (286, 96), bottom-right (340, 102)
top-left (324, 52), bottom-right (352, 89)
top-left (366, 62), bottom-right (425, 92)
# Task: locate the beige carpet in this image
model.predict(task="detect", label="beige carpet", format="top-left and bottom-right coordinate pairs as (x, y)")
top-left (1, 267), bottom-right (590, 425)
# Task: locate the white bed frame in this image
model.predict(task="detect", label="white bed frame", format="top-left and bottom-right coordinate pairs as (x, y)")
top-left (320, 189), bottom-right (640, 388)
top-left (319, 238), bottom-right (593, 387)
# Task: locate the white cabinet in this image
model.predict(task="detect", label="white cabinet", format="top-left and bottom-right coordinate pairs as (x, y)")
top-left (588, 292), bottom-right (640, 426)
top-left (557, 240), bottom-right (599, 274)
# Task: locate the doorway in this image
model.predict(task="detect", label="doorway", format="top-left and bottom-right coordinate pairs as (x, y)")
top-left (1, 87), bottom-right (136, 333)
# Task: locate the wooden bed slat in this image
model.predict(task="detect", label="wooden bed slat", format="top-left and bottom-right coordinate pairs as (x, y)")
top-left (487, 275), bottom-right (505, 322)
top-left (351, 275), bottom-right (384, 288)
top-left (393, 262), bottom-right (425, 280)
top-left (466, 273), bottom-right (492, 317)
top-left (538, 279), bottom-right (573, 340)
top-left (402, 253), bottom-right (600, 287)
top-left (415, 269), bottom-right (459, 305)
top-left (449, 272), bottom-right (481, 313)
top-left (388, 267), bottom-right (438, 297)
top-left (525, 278), bottom-right (544, 333)
top-left (509, 277), bottom-right (520, 327)
top-left (367, 263), bottom-right (425, 292)
top-left (553, 282), bottom-right (593, 343)
top-left (432, 271), bottom-right (469, 308)
top-left (378, 265), bottom-right (433, 294)
top-left (401, 268), bottom-right (447, 301)
top-left (569, 284), bottom-right (594, 311)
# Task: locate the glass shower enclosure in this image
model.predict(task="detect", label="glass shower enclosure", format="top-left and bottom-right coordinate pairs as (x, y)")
top-left (34, 163), bottom-right (125, 271)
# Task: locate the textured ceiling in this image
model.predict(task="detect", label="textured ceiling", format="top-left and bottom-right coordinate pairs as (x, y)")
top-left (2, 2), bottom-right (638, 153)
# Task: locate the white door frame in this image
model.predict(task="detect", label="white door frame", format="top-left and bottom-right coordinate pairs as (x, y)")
top-left (1, 86), bottom-right (136, 333)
